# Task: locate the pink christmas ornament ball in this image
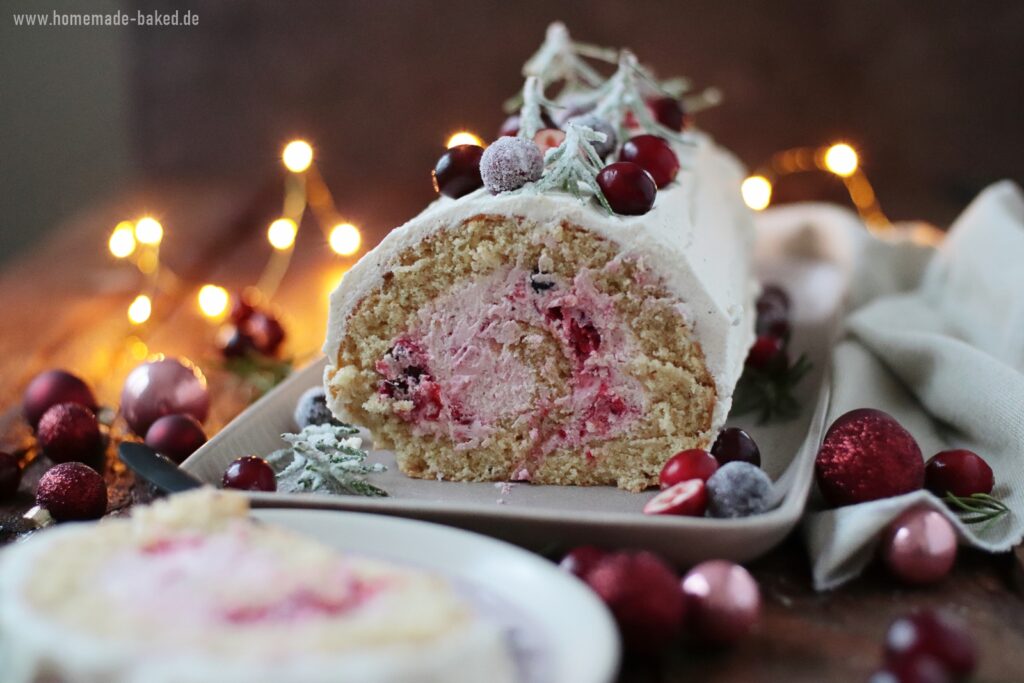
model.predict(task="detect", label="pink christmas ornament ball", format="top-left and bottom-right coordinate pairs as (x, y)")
top-left (881, 507), bottom-right (958, 585)
top-left (120, 358), bottom-right (210, 436)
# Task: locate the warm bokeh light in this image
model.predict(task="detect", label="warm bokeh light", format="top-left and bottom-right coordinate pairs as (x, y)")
top-left (134, 217), bottom-right (163, 245)
top-left (267, 218), bottom-right (298, 250)
top-left (127, 294), bottom-right (152, 325)
top-left (127, 336), bottom-right (149, 360)
top-left (446, 131), bottom-right (484, 148)
top-left (329, 222), bottom-right (361, 256)
top-left (741, 175), bottom-right (773, 211)
top-left (282, 140), bottom-right (314, 173)
top-left (108, 221), bottom-right (136, 258)
top-left (197, 284), bottom-right (229, 319)
top-left (824, 143), bottom-right (859, 177)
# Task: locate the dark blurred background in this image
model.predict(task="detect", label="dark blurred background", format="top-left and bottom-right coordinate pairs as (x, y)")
top-left (2, 0), bottom-right (1022, 261)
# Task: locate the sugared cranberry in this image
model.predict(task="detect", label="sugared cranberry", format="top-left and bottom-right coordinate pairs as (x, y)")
top-left (597, 162), bottom-right (657, 215)
top-left (925, 449), bottom-right (994, 498)
top-left (869, 658), bottom-right (952, 683)
top-left (559, 546), bottom-right (606, 579)
top-left (432, 144), bottom-right (485, 198)
top-left (745, 335), bottom-right (787, 371)
top-left (246, 311), bottom-right (286, 356)
top-left (37, 403), bottom-right (104, 464)
top-left (710, 428), bottom-right (761, 467)
top-left (222, 456), bottom-right (277, 492)
top-left (884, 610), bottom-right (976, 679)
top-left (648, 97), bottom-right (686, 131)
top-left (23, 369), bottom-right (98, 430)
top-left (618, 135), bottom-right (680, 188)
top-left (659, 449), bottom-right (719, 489)
top-left (643, 479), bottom-right (707, 516)
top-left (755, 284), bottom-right (792, 339)
top-left (145, 414), bottom-right (207, 464)
top-left (586, 551), bottom-right (685, 653)
top-left (0, 452), bottom-right (21, 500)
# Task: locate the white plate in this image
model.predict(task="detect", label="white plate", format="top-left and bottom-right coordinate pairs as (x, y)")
top-left (183, 217), bottom-right (854, 564)
top-left (252, 507), bottom-right (620, 683)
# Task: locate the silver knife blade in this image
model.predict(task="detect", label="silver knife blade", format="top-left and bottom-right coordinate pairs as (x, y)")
top-left (119, 442), bottom-right (205, 494)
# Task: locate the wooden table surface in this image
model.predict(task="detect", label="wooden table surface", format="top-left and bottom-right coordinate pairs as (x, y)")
top-left (1, 181), bottom-right (1021, 682)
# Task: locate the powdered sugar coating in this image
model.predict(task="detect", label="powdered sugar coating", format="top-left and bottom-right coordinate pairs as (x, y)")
top-left (565, 114), bottom-right (617, 158)
top-left (706, 462), bottom-right (772, 518)
top-left (480, 136), bottom-right (544, 194)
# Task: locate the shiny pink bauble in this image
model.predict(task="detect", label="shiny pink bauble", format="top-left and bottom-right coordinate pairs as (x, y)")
top-left (881, 508), bottom-right (958, 585)
top-left (681, 560), bottom-right (762, 645)
top-left (120, 358), bottom-right (210, 436)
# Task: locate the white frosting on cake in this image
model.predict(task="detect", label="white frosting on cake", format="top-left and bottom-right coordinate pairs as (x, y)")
top-left (0, 490), bottom-right (516, 683)
top-left (324, 132), bottom-right (757, 433)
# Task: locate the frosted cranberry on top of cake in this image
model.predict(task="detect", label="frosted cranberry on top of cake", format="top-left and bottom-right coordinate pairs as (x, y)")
top-left (0, 490), bottom-right (516, 683)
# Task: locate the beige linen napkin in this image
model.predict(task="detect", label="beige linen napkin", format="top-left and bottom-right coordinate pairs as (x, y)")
top-left (795, 181), bottom-right (1024, 590)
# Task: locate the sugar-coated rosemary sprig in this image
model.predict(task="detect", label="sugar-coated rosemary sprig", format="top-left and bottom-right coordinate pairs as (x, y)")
top-left (532, 121), bottom-right (612, 212)
top-left (267, 423), bottom-right (387, 497)
top-left (943, 492), bottom-right (1010, 531)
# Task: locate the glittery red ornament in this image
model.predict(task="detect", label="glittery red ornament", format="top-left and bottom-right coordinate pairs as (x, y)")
top-left (36, 462), bottom-right (107, 521)
top-left (815, 408), bottom-right (924, 507)
top-left (37, 403), bottom-right (104, 464)
top-left (22, 369), bottom-right (97, 430)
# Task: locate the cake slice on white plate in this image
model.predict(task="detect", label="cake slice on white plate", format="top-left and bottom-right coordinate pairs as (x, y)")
top-left (324, 24), bottom-right (756, 492)
top-left (0, 489), bottom-right (516, 683)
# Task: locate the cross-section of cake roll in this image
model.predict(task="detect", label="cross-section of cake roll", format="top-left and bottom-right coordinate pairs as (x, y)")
top-left (0, 490), bottom-right (516, 683)
top-left (324, 26), bottom-right (756, 492)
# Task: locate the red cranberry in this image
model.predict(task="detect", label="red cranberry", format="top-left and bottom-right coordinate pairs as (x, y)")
top-left (559, 546), bottom-right (606, 579)
top-left (618, 135), bottom-right (680, 188)
top-left (245, 311), bottom-right (286, 356)
top-left (597, 162), bottom-right (657, 215)
top-left (36, 462), bottom-right (108, 521)
top-left (659, 449), bottom-right (719, 489)
top-left (37, 403), bottom-right (104, 464)
top-left (217, 325), bottom-right (255, 358)
top-left (23, 369), bottom-right (97, 430)
top-left (884, 610), bottom-right (976, 679)
top-left (648, 97), bottom-right (686, 131)
top-left (710, 428), bottom-right (761, 467)
top-left (533, 128), bottom-right (565, 155)
top-left (745, 335), bottom-right (787, 371)
top-left (432, 144), bottom-right (485, 198)
top-left (755, 284), bottom-right (792, 339)
top-left (222, 456), bottom-right (277, 492)
top-left (869, 658), bottom-right (952, 683)
top-left (145, 414), bottom-right (208, 464)
top-left (0, 452), bottom-right (21, 500)
top-left (229, 292), bottom-right (257, 324)
top-left (586, 551), bottom-right (685, 653)
top-left (925, 449), bottom-right (994, 498)
top-left (643, 479), bottom-right (707, 516)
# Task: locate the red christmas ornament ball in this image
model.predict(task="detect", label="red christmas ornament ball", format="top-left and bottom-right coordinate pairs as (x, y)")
top-left (884, 610), bottom-right (976, 679)
top-left (37, 403), bottom-right (104, 464)
top-left (23, 369), bottom-right (97, 430)
top-left (558, 546), bottom-right (606, 579)
top-left (815, 409), bottom-right (924, 507)
top-left (36, 462), bottom-right (108, 521)
top-left (585, 551), bottom-right (685, 653)
top-left (121, 358), bottom-right (210, 436)
top-left (145, 414), bottom-right (208, 464)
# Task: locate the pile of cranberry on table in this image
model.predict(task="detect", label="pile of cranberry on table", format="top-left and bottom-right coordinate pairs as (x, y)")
top-left (433, 96), bottom-right (689, 216)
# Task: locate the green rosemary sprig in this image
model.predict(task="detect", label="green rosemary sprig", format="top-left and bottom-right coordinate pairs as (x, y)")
top-left (943, 492), bottom-right (1010, 531)
top-left (223, 352), bottom-right (293, 397)
top-left (731, 353), bottom-right (812, 423)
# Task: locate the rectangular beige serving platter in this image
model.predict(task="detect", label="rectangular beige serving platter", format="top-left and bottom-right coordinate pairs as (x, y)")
top-left (183, 214), bottom-right (852, 564)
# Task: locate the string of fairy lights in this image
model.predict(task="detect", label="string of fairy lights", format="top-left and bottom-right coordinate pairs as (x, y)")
top-left (108, 140), bottom-right (363, 328)
top-left (105, 134), bottom-right (889, 333)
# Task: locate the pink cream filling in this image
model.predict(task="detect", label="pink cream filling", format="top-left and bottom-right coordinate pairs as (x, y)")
top-left (100, 529), bottom-right (383, 626)
top-left (375, 265), bottom-right (645, 463)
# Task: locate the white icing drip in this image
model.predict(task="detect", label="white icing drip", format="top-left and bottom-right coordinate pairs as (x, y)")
top-left (324, 133), bottom-right (756, 436)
